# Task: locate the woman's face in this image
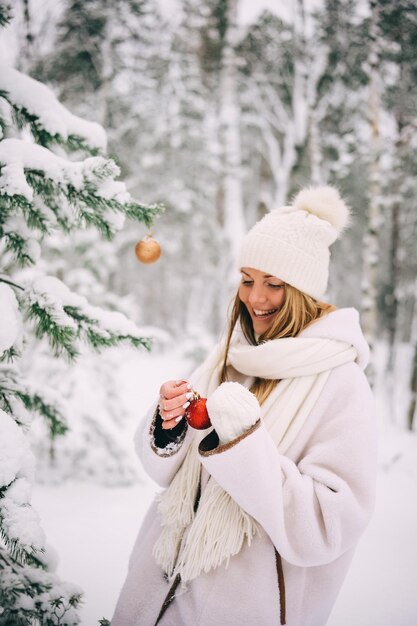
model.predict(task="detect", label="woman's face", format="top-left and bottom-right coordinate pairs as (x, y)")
top-left (238, 267), bottom-right (286, 335)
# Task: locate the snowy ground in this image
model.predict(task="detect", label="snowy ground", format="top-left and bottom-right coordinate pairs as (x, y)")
top-left (32, 347), bottom-right (417, 625)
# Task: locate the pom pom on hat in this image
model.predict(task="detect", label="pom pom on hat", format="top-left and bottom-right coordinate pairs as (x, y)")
top-left (292, 185), bottom-right (351, 234)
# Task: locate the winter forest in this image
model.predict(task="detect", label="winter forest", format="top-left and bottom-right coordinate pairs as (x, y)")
top-left (0, 0), bottom-right (416, 624)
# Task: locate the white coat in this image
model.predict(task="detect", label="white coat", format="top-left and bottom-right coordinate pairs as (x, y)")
top-left (111, 308), bottom-right (378, 626)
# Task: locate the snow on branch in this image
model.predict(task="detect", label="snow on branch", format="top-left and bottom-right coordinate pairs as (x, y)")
top-left (0, 139), bottom-right (118, 200)
top-left (0, 282), bottom-right (22, 355)
top-left (24, 276), bottom-right (152, 360)
top-left (0, 64), bottom-right (106, 152)
top-left (0, 546), bottom-right (83, 624)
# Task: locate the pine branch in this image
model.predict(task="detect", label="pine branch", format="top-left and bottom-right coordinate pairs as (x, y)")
top-left (0, 190), bottom-right (33, 222)
top-left (120, 201), bottom-right (165, 228)
top-left (22, 278), bottom-right (153, 360)
top-left (0, 524), bottom-right (39, 567)
top-left (72, 187), bottom-right (164, 235)
top-left (3, 231), bottom-right (38, 267)
top-left (0, 276), bottom-right (24, 290)
top-left (0, 370), bottom-right (68, 436)
top-left (17, 391), bottom-right (68, 437)
top-left (63, 305), bottom-right (152, 352)
top-left (25, 171), bottom-right (74, 232)
top-left (0, 4), bottom-right (12, 27)
top-left (25, 302), bottom-right (79, 360)
top-left (16, 104), bottom-right (102, 155)
top-left (0, 346), bottom-right (21, 363)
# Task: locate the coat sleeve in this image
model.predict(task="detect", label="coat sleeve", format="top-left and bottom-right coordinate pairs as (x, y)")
top-left (198, 362), bottom-right (378, 568)
top-left (134, 399), bottom-right (195, 488)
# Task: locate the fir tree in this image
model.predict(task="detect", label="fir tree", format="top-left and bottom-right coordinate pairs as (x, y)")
top-left (0, 3), bottom-right (163, 622)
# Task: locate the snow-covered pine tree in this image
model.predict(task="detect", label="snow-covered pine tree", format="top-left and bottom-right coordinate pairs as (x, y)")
top-left (0, 3), bottom-right (162, 622)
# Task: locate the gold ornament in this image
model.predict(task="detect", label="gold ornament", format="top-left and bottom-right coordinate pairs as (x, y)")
top-left (135, 233), bottom-right (161, 264)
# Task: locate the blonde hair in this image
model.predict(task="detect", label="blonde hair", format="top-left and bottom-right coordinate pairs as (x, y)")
top-left (219, 284), bottom-right (337, 406)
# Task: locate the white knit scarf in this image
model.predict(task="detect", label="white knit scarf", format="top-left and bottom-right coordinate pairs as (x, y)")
top-left (153, 326), bottom-right (357, 590)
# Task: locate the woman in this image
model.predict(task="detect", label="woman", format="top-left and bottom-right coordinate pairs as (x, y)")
top-left (111, 186), bottom-right (378, 626)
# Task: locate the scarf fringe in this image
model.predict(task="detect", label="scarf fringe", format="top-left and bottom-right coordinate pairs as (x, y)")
top-left (172, 476), bottom-right (260, 584)
top-left (153, 443), bottom-right (201, 576)
top-left (156, 443), bottom-right (201, 527)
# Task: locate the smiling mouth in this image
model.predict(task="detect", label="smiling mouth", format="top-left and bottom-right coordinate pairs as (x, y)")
top-left (252, 308), bottom-right (279, 319)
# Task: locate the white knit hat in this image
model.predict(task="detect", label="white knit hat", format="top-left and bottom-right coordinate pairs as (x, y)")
top-left (238, 185), bottom-right (351, 300)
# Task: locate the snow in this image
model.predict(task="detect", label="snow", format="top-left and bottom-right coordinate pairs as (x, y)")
top-left (0, 282), bottom-right (22, 354)
top-left (0, 64), bottom-right (106, 150)
top-left (0, 409), bottom-right (45, 550)
top-left (0, 408), bottom-right (35, 485)
top-left (0, 162), bottom-right (33, 199)
top-left (96, 180), bottom-right (130, 204)
top-left (31, 346), bottom-right (417, 625)
top-left (328, 466), bottom-right (417, 626)
top-left (1, 497), bottom-right (45, 548)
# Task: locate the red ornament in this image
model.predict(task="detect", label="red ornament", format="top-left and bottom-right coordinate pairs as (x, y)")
top-left (185, 392), bottom-right (211, 430)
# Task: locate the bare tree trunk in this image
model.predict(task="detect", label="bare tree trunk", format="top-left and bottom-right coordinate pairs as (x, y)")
top-left (384, 30), bottom-right (408, 423)
top-left (387, 199), bottom-right (400, 358)
top-left (218, 0), bottom-right (245, 287)
top-left (309, 107), bottom-right (323, 185)
top-left (407, 278), bottom-right (417, 430)
top-left (98, 11), bottom-right (116, 131)
top-left (386, 90), bottom-right (407, 372)
top-left (361, 0), bottom-right (382, 384)
top-left (17, 0), bottom-right (34, 73)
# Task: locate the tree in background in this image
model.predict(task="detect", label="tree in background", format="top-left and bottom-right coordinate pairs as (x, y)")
top-left (0, 2), bottom-right (162, 621)
top-left (238, 7), bottom-right (309, 212)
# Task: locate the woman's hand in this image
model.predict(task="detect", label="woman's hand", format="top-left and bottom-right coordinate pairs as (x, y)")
top-left (158, 380), bottom-right (193, 429)
top-left (206, 382), bottom-right (261, 445)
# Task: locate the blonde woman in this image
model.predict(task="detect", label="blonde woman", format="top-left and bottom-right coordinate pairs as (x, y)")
top-left (112, 186), bottom-right (377, 626)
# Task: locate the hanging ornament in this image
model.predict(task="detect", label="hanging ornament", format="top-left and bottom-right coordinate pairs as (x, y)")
top-left (135, 233), bottom-right (161, 264)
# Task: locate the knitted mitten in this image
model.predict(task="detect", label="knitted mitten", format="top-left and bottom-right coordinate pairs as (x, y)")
top-left (206, 382), bottom-right (261, 445)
